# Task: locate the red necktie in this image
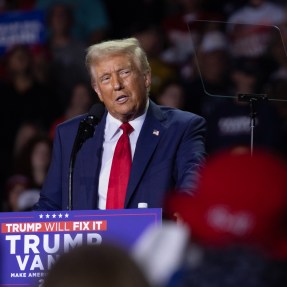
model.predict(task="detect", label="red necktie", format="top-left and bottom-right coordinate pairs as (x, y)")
top-left (106, 122), bottom-right (134, 209)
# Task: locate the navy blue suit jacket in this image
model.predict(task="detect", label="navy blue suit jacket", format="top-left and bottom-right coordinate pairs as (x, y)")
top-left (35, 100), bottom-right (206, 210)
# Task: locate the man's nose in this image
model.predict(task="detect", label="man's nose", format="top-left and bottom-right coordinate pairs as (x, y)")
top-left (112, 76), bottom-right (123, 90)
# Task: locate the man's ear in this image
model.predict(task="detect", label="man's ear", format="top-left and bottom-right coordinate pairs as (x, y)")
top-left (92, 82), bottom-right (103, 102)
top-left (144, 72), bottom-right (152, 89)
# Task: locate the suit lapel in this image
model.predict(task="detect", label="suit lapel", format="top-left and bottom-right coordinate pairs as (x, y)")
top-left (125, 101), bottom-right (166, 206)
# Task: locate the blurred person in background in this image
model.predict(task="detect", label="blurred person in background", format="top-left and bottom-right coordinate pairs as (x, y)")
top-left (160, 0), bottom-right (208, 66)
top-left (3, 175), bottom-right (30, 211)
top-left (155, 79), bottom-right (188, 110)
top-left (183, 30), bottom-right (232, 116)
top-left (160, 0), bottom-right (224, 71)
top-left (163, 148), bottom-right (287, 287)
top-left (3, 134), bottom-right (53, 211)
top-left (205, 57), bottom-right (282, 155)
top-left (43, 243), bottom-right (152, 287)
top-left (266, 78), bottom-right (287, 156)
top-left (13, 134), bottom-right (53, 191)
top-left (226, 0), bottom-right (286, 59)
top-left (36, 0), bottom-right (109, 44)
top-left (2, 44), bottom-right (58, 128)
top-left (0, 120), bottom-right (45, 209)
top-left (49, 82), bottom-right (95, 139)
top-left (130, 22), bottom-right (177, 99)
top-left (44, 3), bottom-right (90, 112)
top-left (12, 120), bottom-right (47, 158)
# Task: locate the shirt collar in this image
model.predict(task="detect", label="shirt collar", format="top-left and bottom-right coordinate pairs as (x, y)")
top-left (105, 100), bottom-right (149, 141)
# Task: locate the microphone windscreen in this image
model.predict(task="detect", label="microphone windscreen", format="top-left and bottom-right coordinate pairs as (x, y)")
top-left (88, 103), bottom-right (105, 124)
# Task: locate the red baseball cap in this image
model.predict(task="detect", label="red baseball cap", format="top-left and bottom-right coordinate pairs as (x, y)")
top-left (166, 148), bottom-right (287, 259)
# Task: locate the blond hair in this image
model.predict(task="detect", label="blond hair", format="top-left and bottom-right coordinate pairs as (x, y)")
top-left (85, 37), bottom-right (151, 75)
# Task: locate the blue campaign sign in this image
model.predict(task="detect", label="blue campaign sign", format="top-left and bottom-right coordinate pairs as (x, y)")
top-left (0, 208), bottom-right (162, 287)
top-left (0, 9), bottom-right (46, 55)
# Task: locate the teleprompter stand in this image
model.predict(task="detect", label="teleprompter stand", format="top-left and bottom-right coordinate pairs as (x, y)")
top-left (238, 93), bottom-right (268, 155)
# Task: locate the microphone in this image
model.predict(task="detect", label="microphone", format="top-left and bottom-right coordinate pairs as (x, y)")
top-left (68, 103), bottom-right (105, 210)
top-left (72, 103), bottom-right (105, 154)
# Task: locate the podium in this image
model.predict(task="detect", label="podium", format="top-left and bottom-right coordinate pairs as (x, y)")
top-left (0, 208), bottom-right (162, 286)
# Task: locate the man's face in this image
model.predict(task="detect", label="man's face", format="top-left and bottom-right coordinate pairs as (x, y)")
top-left (91, 54), bottom-right (151, 122)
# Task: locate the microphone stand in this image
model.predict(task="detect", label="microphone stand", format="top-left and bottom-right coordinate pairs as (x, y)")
top-left (68, 115), bottom-right (100, 210)
top-left (238, 93), bottom-right (268, 156)
top-left (68, 142), bottom-right (78, 211)
top-left (67, 103), bottom-right (105, 210)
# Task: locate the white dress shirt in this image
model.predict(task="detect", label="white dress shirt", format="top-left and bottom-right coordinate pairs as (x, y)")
top-left (98, 104), bottom-right (148, 209)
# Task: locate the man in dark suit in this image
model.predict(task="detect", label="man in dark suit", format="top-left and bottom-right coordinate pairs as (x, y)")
top-left (34, 37), bottom-right (206, 211)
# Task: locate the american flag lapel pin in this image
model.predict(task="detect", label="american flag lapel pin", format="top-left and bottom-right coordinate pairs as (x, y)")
top-left (153, 129), bottom-right (160, 136)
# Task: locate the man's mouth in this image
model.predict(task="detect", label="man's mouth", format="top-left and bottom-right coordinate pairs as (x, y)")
top-left (116, 95), bottom-right (128, 103)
